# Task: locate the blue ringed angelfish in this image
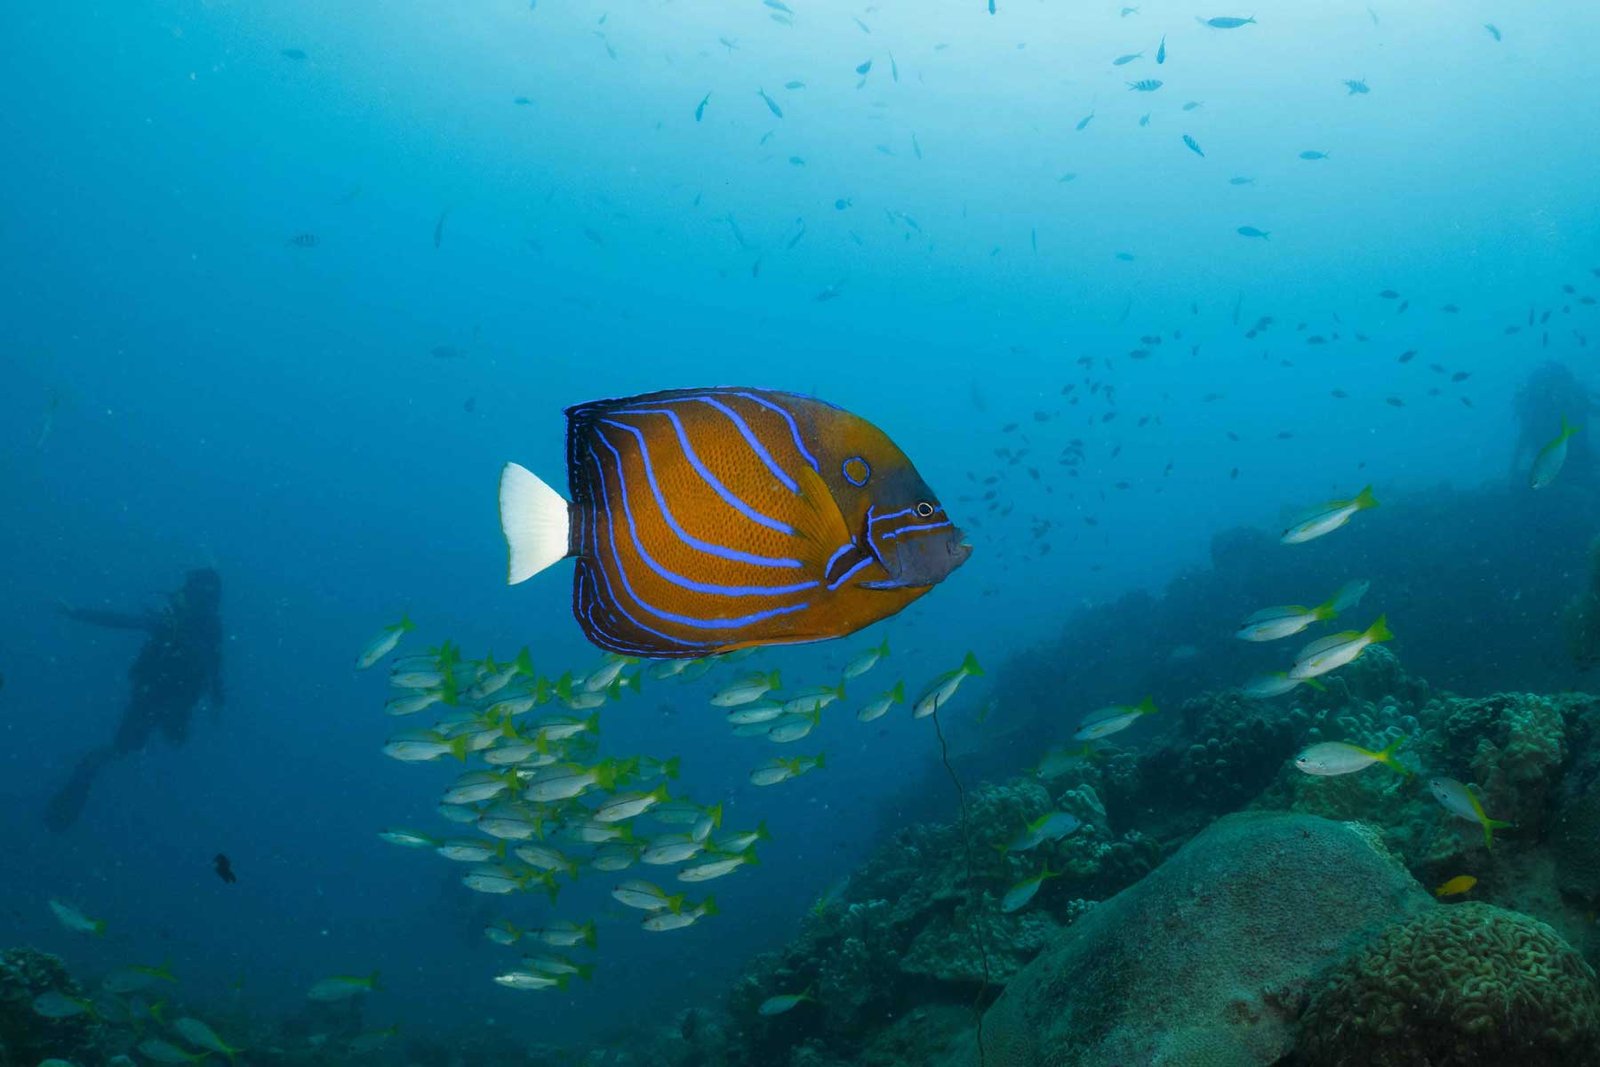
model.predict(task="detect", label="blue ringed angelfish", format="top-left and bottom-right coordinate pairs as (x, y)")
top-left (498, 388), bottom-right (971, 657)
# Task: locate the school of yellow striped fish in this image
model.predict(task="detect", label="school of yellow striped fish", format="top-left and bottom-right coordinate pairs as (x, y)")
top-left (361, 617), bottom-right (988, 992)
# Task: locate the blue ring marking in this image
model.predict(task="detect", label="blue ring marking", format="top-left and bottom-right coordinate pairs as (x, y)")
top-left (842, 456), bottom-right (871, 487)
top-left (695, 395), bottom-right (800, 493)
top-left (599, 417), bottom-right (803, 568)
top-left (588, 445), bottom-right (809, 632)
top-left (590, 433), bottom-right (820, 599)
top-left (827, 555), bottom-right (877, 591)
top-left (582, 452), bottom-right (714, 651)
top-left (881, 519), bottom-right (955, 541)
top-left (609, 407), bottom-right (797, 535)
top-left (729, 391), bottom-right (822, 473)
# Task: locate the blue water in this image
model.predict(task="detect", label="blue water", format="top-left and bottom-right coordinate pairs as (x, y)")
top-left (4, 0), bottom-right (1598, 1052)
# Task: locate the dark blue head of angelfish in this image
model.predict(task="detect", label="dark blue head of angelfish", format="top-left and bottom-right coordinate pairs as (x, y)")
top-left (860, 474), bottom-right (971, 589)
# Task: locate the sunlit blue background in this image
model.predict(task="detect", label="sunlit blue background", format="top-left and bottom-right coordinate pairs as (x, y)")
top-left (4, 0), bottom-right (1596, 1047)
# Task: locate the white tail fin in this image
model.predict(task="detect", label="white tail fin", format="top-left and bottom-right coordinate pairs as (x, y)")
top-left (499, 463), bottom-right (571, 585)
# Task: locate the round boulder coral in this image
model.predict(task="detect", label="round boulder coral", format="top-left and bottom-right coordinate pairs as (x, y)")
top-left (1297, 902), bottom-right (1600, 1067)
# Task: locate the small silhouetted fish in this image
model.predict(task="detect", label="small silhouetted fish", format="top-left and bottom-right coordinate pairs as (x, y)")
top-left (1386, 396), bottom-right (1405, 407)
top-left (1157, 35), bottom-right (1167, 63)
top-left (758, 88), bottom-right (783, 118)
top-left (1199, 16), bottom-right (1256, 28)
top-left (281, 48), bottom-right (307, 61)
top-left (286, 233), bottom-right (319, 248)
top-left (1182, 134), bottom-right (1205, 157)
top-left (514, 96), bottom-right (532, 105)
top-left (1139, 113), bottom-right (1150, 126)
top-left (1113, 52), bottom-right (1142, 65)
top-left (1182, 100), bottom-right (1202, 111)
top-left (434, 209), bottom-right (449, 248)
top-left (1299, 150), bottom-right (1329, 160)
top-left (1076, 111), bottom-right (1095, 131)
top-left (854, 16), bottom-right (871, 32)
top-left (583, 227), bottom-right (603, 244)
top-left (785, 80), bottom-right (805, 89)
top-left (1229, 176), bottom-right (1253, 184)
top-left (764, 0), bottom-right (791, 11)
top-left (1332, 389), bottom-right (1349, 398)
top-left (1378, 289), bottom-right (1400, 298)
top-left (1398, 350), bottom-right (1416, 362)
top-left (1484, 23), bottom-right (1502, 41)
top-left (695, 92), bottom-right (710, 121)
top-left (431, 345), bottom-right (464, 360)
top-left (464, 396), bottom-right (477, 413)
top-left (1344, 79), bottom-right (1370, 95)
top-left (1452, 372), bottom-right (1471, 382)
top-left (213, 854), bottom-right (237, 884)
top-left (1442, 304), bottom-right (1459, 313)
top-left (815, 282), bottom-right (843, 302)
top-left (912, 133), bottom-right (922, 159)
top-left (1128, 79), bottom-right (1163, 91)
top-left (1237, 226), bottom-right (1269, 239)
top-left (1115, 252), bottom-right (1135, 261)
top-left (856, 59), bottom-right (872, 75)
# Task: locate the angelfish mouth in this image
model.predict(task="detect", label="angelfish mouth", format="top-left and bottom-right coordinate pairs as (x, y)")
top-left (861, 536), bottom-right (970, 590)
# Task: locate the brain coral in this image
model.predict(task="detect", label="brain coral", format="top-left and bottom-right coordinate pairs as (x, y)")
top-left (1297, 902), bottom-right (1600, 1067)
top-left (946, 813), bottom-right (1430, 1067)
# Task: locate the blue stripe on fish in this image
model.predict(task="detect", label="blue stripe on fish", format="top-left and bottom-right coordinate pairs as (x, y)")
top-left (609, 407), bottom-right (796, 535)
top-left (582, 451), bottom-right (715, 651)
top-left (868, 505), bottom-right (918, 534)
top-left (882, 519), bottom-right (954, 540)
top-left (579, 568), bottom-right (673, 657)
top-left (729, 390), bottom-right (821, 474)
top-left (693, 395), bottom-right (800, 494)
top-left (828, 556), bottom-right (875, 591)
top-left (598, 417), bottom-right (803, 569)
top-left (587, 443), bottom-right (810, 632)
top-left (589, 434), bottom-right (819, 599)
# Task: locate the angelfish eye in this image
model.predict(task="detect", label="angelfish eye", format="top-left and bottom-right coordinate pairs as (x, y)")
top-left (914, 501), bottom-right (936, 518)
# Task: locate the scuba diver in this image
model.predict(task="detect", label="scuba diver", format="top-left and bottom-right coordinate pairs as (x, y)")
top-left (45, 568), bottom-right (225, 832)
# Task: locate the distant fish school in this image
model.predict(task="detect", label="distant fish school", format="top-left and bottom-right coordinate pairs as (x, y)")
top-left (498, 388), bottom-right (972, 657)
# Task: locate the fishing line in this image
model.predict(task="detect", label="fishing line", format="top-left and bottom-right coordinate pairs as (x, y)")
top-left (931, 705), bottom-right (991, 1067)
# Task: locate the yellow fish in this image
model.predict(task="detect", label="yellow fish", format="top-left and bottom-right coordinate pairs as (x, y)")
top-left (1434, 874), bottom-right (1477, 898)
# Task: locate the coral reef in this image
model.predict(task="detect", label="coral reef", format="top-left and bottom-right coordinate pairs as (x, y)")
top-left (956, 813), bottom-right (1431, 1067)
top-left (716, 776), bottom-right (1159, 1066)
top-left (0, 947), bottom-right (101, 1066)
top-left (1297, 902), bottom-right (1600, 1067)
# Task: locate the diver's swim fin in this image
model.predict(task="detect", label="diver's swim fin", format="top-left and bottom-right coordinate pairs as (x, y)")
top-left (44, 747), bottom-right (113, 833)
